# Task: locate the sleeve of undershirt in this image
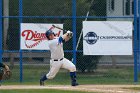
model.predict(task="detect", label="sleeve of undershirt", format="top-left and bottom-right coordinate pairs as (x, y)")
top-left (58, 37), bottom-right (65, 44)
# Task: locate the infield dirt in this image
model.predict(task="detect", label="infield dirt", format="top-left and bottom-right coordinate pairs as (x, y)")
top-left (0, 85), bottom-right (140, 93)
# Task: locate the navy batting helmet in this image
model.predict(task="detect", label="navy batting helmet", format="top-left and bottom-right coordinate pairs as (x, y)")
top-left (45, 30), bottom-right (54, 39)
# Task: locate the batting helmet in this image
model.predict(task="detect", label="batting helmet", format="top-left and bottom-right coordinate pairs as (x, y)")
top-left (45, 30), bottom-right (54, 39)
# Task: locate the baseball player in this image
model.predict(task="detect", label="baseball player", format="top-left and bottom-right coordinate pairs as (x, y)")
top-left (0, 63), bottom-right (10, 82)
top-left (0, 63), bottom-right (10, 73)
top-left (40, 29), bottom-right (79, 86)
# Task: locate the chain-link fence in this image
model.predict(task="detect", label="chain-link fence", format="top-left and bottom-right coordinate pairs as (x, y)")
top-left (0, 0), bottom-right (139, 85)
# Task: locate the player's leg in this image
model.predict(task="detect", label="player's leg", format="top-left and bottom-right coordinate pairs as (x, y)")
top-left (0, 68), bottom-right (4, 86)
top-left (40, 60), bottom-right (62, 86)
top-left (61, 58), bottom-right (79, 86)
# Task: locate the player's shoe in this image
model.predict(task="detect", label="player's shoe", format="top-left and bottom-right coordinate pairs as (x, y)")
top-left (71, 81), bottom-right (79, 86)
top-left (40, 79), bottom-right (44, 86)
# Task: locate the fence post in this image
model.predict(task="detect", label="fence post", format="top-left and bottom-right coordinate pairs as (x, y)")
top-left (134, 0), bottom-right (138, 83)
top-left (0, 0), bottom-right (2, 63)
top-left (138, 0), bottom-right (140, 72)
top-left (19, 0), bottom-right (23, 83)
top-left (72, 0), bottom-right (76, 65)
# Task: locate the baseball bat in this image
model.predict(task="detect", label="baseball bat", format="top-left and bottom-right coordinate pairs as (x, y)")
top-left (52, 25), bottom-right (63, 30)
top-left (52, 25), bottom-right (69, 32)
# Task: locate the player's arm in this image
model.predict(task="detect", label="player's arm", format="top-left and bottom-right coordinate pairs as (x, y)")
top-left (0, 62), bottom-right (11, 81)
top-left (55, 31), bottom-right (61, 37)
top-left (58, 31), bottom-right (73, 44)
top-left (4, 64), bottom-right (10, 71)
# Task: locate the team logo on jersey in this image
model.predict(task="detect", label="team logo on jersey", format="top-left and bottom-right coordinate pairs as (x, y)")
top-left (83, 32), bottom-right (99, 45)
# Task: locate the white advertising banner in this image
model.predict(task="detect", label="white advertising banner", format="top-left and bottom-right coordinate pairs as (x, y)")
top-left (20, 23), bottom-right (63, 50)
top-left (83, 21), bottom-right (132, 55)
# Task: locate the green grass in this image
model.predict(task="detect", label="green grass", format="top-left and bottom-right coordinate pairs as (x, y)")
top-left (2, 65), bottom-right (138, 85)
top-left (0, 89), bottom-right (98, 93)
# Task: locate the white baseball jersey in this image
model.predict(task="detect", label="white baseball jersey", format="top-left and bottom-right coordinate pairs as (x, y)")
top-left (48, 37), bottom-right (64, 59)
top-left (46, 37), bottom-right (76, 79)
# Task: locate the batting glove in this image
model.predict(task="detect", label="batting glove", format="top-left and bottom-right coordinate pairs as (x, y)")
top-left (67, 30), bottom-right (73, 38)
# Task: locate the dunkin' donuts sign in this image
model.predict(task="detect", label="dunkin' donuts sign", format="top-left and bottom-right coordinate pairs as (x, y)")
top-left (20, 23), bottom-right (63, 50)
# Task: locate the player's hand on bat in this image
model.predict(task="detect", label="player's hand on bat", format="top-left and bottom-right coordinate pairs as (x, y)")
top-left (66, 30), bottom-right (73, 38)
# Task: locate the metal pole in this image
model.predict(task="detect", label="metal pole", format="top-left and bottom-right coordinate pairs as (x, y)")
top-left (3, 0), bottom-right (9, 50)
top-left (134, 0), bottom-right (138, 82)
top-left (71, 0), bottom-right (94, 63)
top-left (138, 0), bottom-right (140, 72)
top-left (76, 0), bottom-right (94, 50)
top-left (19, 0), bottom-right (23, 83)
top-left (0, 0), bottom-right (2, 63)
top-left (72, 0), bottom-right (76, 65)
